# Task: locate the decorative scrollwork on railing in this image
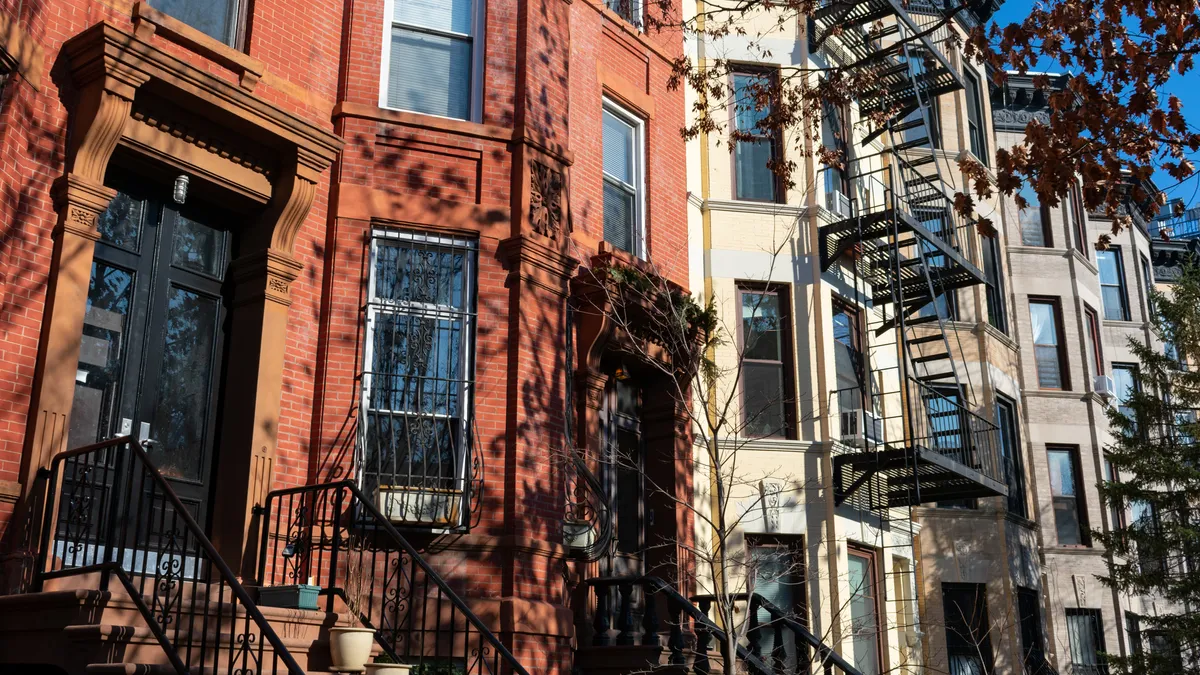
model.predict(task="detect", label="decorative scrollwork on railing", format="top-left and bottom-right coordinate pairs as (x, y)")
top-left (151, 527), bottom-right (185, 627)
top-left (562, 446), bottom-right (612, 561)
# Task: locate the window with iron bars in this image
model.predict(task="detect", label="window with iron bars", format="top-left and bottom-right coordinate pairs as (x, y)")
top-left (360, 230), bottom-right (477, 527)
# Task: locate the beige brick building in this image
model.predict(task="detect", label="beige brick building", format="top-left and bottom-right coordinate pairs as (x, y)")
top-left (992, 72), bottom-right (1175, 673)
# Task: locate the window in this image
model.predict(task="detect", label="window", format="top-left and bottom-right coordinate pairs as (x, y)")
top-left (963, 68), bottom-right (988, 163)
top-left (1126, 612), bottom-right (1143, 659)
top-left (847, 546), bottom-right (882, 675)
top-left (1030, 299), bottom-right (1068, 389)
top-left (1065, 609), bottom-right (1107, 675)
top-left (148, 0), bottom-right (242, 46)
top-left (362, 230), bottom-right (477, 526)
top-left (1112, 363), bottom-right (1139, 427)
top-left (740, 285), bottom-right (794, 438)
top-left (605, 0), bottom-right (641, 27)
top-left (822, 102), bottom-right (850, 215)
top-left (942, 583), bottom-right (994, 675)
top-left (982, 234), bottom-right (1007, 332)
top-left (748, 536), bottom-right (808, 672)
top-left (1130, 499), bottom-right (1164, 575)
top-left (1097, 248), bottom-right (1130, 321)
top-left (1067, 184), bottom-right (1088, 254)
top-left (732, 70), bottom-right (780, 202)
top-left (997, 395), bottom-right (1027, 518)
top-left (1140, 253), bottom-right (1154, 317)
top-left (1017, 588), bottom-right (1048, 674)
top-left (1018, 183), bottom-right (1052, 247)
top-left (1048, 445), bottom-right (1089, 546)
top-left (382, 0), bottom-right (480, 120)
top-left (1106, 461), bottom-right (1127, 532)
top-left (602, 102), bottom-right (646, 257)
top-left (1084, 306), bottom-right (1103, 380)
top-left (1146, 631), bottom-right (1183, 672)
top-left (928, 386), bottom-right (976, 509)
top-left (902, 98), bottom-right (941, 149)
top-left (608, 379), bottom-right (644, 558)
top-left (832, 296), bottom-right (864, 391)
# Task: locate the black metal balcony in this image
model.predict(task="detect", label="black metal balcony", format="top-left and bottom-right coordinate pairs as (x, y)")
top-left (811, 0), bottom-right (963, 133)
top-left (832, 381), bottom-right (1007, 510)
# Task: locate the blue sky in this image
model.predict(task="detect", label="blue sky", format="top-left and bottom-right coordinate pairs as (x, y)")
top-left (988, 0), bottom-right (1200, 208)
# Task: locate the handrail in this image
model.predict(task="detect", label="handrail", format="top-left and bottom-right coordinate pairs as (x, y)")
top-left (259, 480), bottom-right (531, 675)
top-left (748, 593), bottom-right (862, 675)
top-left (35, 435), bottom-right (305, 675)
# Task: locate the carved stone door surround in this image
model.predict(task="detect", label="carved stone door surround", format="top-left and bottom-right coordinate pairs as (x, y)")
top-left (22, 5), bottom-right (341, 570)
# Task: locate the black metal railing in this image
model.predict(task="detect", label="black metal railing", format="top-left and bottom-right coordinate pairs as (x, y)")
top-left (829, 383), bottom-right (1004, 486)
top-left (563, 447), bottom-right (613, 561)
top-left (258, 481), bottom-right (530, 675)
top-left (910, 378), bottom-right (1002, 481)
top-left (584, 578), bottom-right (860, 675)
top-left (32, 436), bottom-right (304, 675)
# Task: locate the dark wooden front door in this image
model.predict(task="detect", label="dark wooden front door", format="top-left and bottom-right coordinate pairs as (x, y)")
top-left (603, 378), bottom-right (645, 578)
top-left (68, 185), bottom-right (231, 530)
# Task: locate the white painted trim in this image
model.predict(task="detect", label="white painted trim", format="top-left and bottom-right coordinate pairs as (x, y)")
top-left (379, 0), bottom-right (485, 122)
top-left (602, 98), bottom-right (648, 259)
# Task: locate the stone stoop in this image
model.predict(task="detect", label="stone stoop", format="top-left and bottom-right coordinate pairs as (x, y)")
top-left (0, 573), bottom-right (360, 675)
top-left (573, 645), bottom-right (698, 675)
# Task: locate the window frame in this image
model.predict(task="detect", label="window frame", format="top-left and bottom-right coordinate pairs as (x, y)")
top-left (1111, 362), bottom-right (1140, 427)
top-left (737, 283), bottom-right (797, 439)
top-left (963, 67), bottom-right (989, 164)
top-left (379, 0), bottom-right (486, 122)
top-left (997, 394), bottom-right (1027, 518)
top-left (1084, 305), bottom-right (1103, 380)
top-left (1017, 587), bottom-right (1048, 672)
top-left (604, 0), bottom-right (643, 28)
top-left (1017, 183), bottom-right (1053, 247)
top-left (1097, 247), bottom-right (1130, 321)
top-left (1065, 608), bottom-right (1108, 675)
top-left (149, 0), bottom-right (247, 49)
top-left (941, 582), bottom-right (995, 675)
top-left (1047, 444), bottom-right (1091, 547)
top-left (1140, 253), bottom-right (1154, 318)
top-left (1029, 297), bottom-right (1070, 390)
top-left (982, 234), bottom-right (1007, 333)
top-left (847, 544), bottom-right (884, 675)
top-left (730, 66), bottom-right (783, 203)
top-left (360, 228), bottom-right (479, 525)
top-left (1068, 183), bottom-right (1089, 255)
top-left (601, 98), bottom-right (648, 259)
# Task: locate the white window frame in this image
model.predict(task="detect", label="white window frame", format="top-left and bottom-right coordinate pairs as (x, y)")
top-left (360, 228), bottom-right (478, 527)
top-left (601, 98), bottom-right (647, 259)
top-left (379, 0), bottom-right (486, 122)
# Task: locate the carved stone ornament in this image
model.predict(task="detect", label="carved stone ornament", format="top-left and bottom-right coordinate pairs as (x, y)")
top-left (1072, 574), bottom-right (1087, 607)
top-left (991, 107), bottom-right (1050, 131)
top-left (529, 161), bottom-right (564, 239)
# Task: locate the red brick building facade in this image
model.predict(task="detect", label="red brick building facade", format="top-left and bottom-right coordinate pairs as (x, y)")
top-left (0, 0), bottom-right (691, 671)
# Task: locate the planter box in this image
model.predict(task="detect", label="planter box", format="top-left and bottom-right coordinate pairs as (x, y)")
top-left (563, 519), bottom-right (595, 550)
top-left (377, 486), bottom-right (461, 526)
top-left (257, 584), bottom-right (321, 611)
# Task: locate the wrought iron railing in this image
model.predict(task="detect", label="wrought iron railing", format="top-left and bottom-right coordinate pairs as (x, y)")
top-left (829, 382), bottom-right (1004, 485)
top-left (258, 481), bottom-right (530, 675)
top-left (32, 436), bottom-right (304, 675)
top-left (563, 447), bottom-right (613, 560)
top-left (582, 577), bottom-right (860, 675)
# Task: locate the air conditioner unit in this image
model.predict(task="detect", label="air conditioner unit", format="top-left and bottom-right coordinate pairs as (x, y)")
top-left (840, 409), bottom-right (884, 446)
top-left (826, 190), bottom-right (852, 218)
top-left (1094, 374), bottom-right (1116, 398)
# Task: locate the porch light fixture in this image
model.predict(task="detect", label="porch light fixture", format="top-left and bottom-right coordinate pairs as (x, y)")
top-left (173, 174), bottom-right (190, 205)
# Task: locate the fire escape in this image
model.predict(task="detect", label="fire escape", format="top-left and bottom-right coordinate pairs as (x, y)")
top-left (813, 0), bottom-right (1008, 511)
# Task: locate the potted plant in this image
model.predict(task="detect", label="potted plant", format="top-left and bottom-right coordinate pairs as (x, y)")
top-left (329, 538), bottom-right (377, 673)
top-left (364, 653), bottom-right (412, 675)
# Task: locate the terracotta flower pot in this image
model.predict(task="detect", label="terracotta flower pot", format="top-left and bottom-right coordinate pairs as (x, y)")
top-left (329, 626), bottom-right (376, 673)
